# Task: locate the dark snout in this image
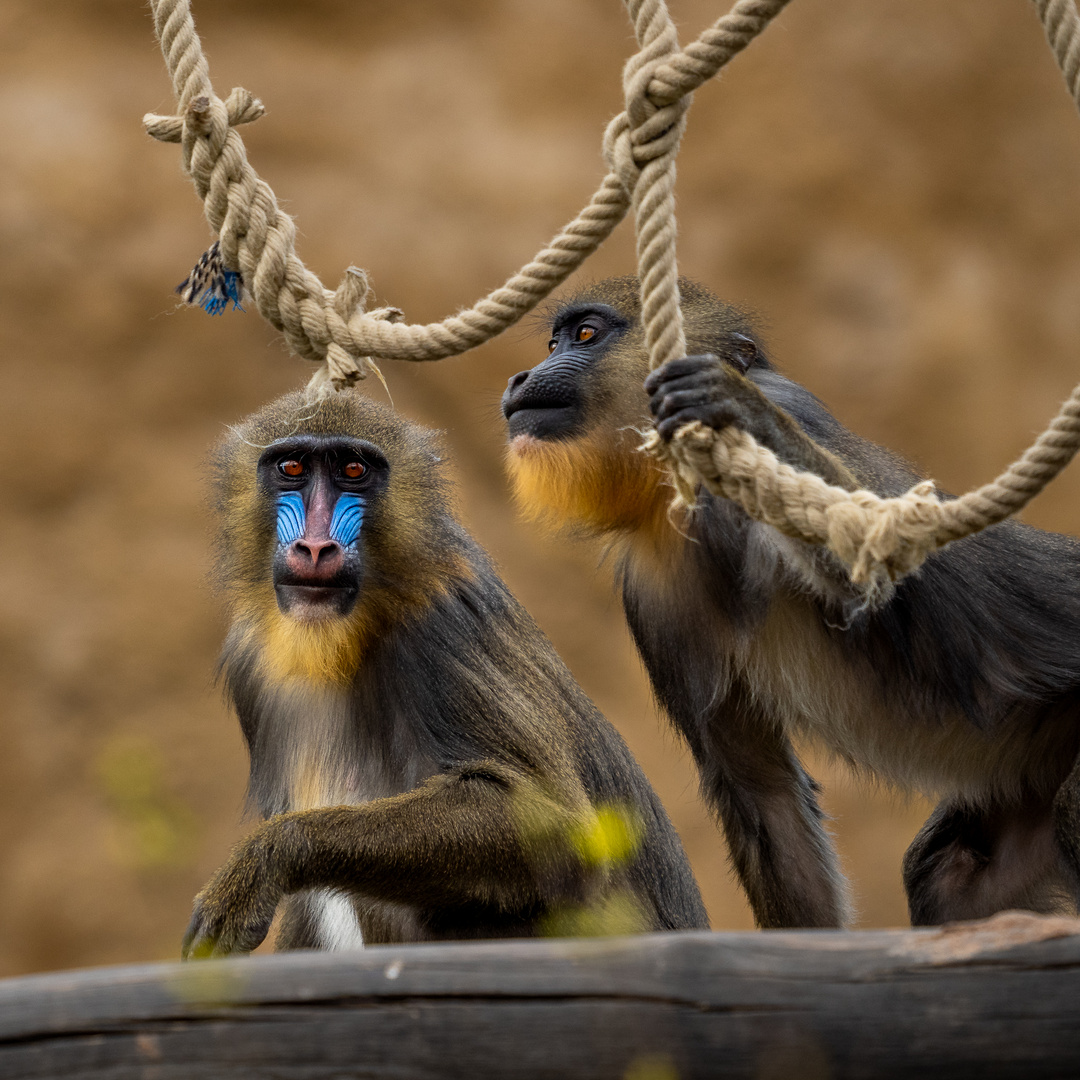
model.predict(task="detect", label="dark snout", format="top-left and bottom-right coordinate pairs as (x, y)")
top-left (501, 360), bottom-right (583, 440)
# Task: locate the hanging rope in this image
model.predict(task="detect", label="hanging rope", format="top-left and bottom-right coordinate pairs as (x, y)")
top-left (143, 0), bottom-right (788, 384)
top-left (649, 0), bottom-right (1080, 602)
top-left (144, 0), bottom-right (1080, 598)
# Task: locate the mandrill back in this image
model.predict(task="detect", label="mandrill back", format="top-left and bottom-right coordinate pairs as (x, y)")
top-left (186, 390), bottom-right (706, 955)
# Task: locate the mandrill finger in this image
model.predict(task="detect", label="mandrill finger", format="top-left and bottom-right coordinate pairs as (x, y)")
top-left (656, 414), bottom-right (704, 441)
top-left (652, 388), bottom-right (726, 423)
top-left (181, 918), bottom-right (213, 961)
top-left (644, 354), bottom-right (721, 394)
top-left (647, 373), bottom-right (727, 416)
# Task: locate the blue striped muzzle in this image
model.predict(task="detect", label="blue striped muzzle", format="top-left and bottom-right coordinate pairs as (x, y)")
top-left (275, 491), bottom-right (365, 549)
top-left (276, 491), bottom-right (306, 545)
top-left (329, 493), bottom-right (365, 548)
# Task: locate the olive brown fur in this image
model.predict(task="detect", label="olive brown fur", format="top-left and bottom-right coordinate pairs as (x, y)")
top-left (185, 389), bottom-right (707, 958)
top-left (503, 276), bottom-right (1080, 928)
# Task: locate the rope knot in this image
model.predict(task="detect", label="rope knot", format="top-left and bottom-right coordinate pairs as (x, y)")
top-left (143, 86), bottom-right (264, 145)
top-left (602, 1), bottom-right (691, 200)
top-left (603, 64), bottom-right (692, 197)
top-left (307, 268), bottom-right (403, 397)
top-left (825, 480), bottom-right (944, 591)
top-left (647, 420), bottom-right (955, 605)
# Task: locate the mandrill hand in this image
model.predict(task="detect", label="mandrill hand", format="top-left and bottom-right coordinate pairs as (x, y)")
top-left (181, 821), bottom-right (290, 960)
top-left (645, 353), bottom-right (858, 490)
top-left (646, 354), bottom-right (774, 444)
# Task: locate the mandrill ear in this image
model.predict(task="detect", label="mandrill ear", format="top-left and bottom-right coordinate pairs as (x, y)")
top-left (728, 333), bottom-right (758, 373)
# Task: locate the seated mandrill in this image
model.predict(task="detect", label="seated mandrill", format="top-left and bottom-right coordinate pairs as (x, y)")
top-left (183, 389), bottom-right (707, 958)
top-left (503, 276), bottom-right (1080, 929)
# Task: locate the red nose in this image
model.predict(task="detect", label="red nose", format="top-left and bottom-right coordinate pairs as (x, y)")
top-left (284, 539), bottom-right (344, 582)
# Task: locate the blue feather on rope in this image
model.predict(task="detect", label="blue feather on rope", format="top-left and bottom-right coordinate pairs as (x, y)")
top-left (176, 240), bottom-right (245, 315)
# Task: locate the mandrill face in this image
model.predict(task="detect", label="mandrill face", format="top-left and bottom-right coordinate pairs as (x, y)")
top-left (501, 299), bottom-right (643, 444)
top-left (500, 286), bottom-right (662, 536)
top-left (215, 390), bottom-right (460, 684)
top-left (501, 277), bottom-right (765, 451)
top-left (257, 436), bottom-right (388, 621)
top-left (499, 278), bottom-right (767, 537)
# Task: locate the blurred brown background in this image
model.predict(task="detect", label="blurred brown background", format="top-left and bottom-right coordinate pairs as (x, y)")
top-left (2, 0), bottom-right (1080, 976)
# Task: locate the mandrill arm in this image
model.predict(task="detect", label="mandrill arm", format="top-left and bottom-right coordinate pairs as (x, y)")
top-left (645, 355), bottom-right (860, 492)
top-left (182, 761), bottom-right (598, 958)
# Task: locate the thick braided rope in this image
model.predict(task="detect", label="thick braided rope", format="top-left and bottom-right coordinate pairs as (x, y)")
top-left (620, 0), bottom-right (691, 369)
top-left (144, 0), bottom-right (787, 381)
top-left (145, 0), bottom-right (1080, 595)
top-left (652, 422), bottom-right (946, 602)
top-left (653, 0), bottom-right (1080, 599)
top-left (618, 0), bottom-right (792, 370)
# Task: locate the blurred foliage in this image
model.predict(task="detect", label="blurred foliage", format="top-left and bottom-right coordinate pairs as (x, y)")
top-left (624, 1055), bottom-right (679, 1080)
top-left (540, 888), bottom-right (651, 938)
top-left (540, 800), bottom-right (652, 938)
top-left (572, 803), bottom-right (645, 867)
top-left (168, 956), bottom-right (250, 1007)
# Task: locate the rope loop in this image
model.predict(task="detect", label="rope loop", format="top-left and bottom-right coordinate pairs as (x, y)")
top-left (602, 114), bottom-right (639, 195)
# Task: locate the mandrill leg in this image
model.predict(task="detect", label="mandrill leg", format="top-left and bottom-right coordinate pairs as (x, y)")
top-left (903, 793), bottom-right (1072, 926)
top-left (691, 693), bottom-right (852, 929)
top-left (1053, 749), bottom-right (1080, 909)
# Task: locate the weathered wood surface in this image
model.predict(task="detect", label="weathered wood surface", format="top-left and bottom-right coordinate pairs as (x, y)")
top-left (1, 911), bottom-right (1079, 1080)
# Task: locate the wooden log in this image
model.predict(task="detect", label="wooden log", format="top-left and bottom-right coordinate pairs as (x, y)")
top-left (1, 911), bottom-right (1079, 1079)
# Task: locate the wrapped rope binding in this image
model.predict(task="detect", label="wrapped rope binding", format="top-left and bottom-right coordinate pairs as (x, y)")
top-left (176, 240), bottom-right (245, 315)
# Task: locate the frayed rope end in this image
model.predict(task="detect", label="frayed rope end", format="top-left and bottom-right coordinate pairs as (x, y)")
top-left (640, 426), bottom-right (701, 511)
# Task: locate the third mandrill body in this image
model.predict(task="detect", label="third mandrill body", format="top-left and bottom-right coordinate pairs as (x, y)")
top-left (503, 276), bottom-right (1080, 929)
top-left (183, 389), bottom-right (706, 957)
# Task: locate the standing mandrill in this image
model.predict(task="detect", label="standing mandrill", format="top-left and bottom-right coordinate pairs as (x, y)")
top-left (182, 389), bottom-right (706, 958)
top-left (502, 276), bottom-right (1080, 929)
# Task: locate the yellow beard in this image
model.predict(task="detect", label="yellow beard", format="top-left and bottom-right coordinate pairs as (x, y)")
top-left (505, 431), bottom-right (668, 535)
top-left (259, 612), bottom-right (366, 685)
top-left (231, 588), bottom-right (368, 688)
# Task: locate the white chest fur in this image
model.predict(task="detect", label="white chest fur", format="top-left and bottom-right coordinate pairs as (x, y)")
top-left (253, 681), bottom-right (381, 951)
top-left (311, 890), bottom-right (366, 951)
top-left (250, 678), bottom-right (439, 950)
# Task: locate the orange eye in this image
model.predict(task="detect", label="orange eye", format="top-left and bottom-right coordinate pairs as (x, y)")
top-left (576, 325), bottom-right (596, 342)
top-left (547, 339), bottom-right (557, 354)
top-left (343, 461), bottom-right (366, 479)
top-left (279, 459), bottom-right (304, 477)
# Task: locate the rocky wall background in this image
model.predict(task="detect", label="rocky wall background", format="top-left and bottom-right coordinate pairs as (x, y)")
top-left (1, 0), bottom-right (1078, 974)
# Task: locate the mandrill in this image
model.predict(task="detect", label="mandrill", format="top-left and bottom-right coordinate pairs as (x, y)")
top-left (182, 389), bottom-right (706, 958)
top-left (502, 276), bottom-right (1080, 929)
